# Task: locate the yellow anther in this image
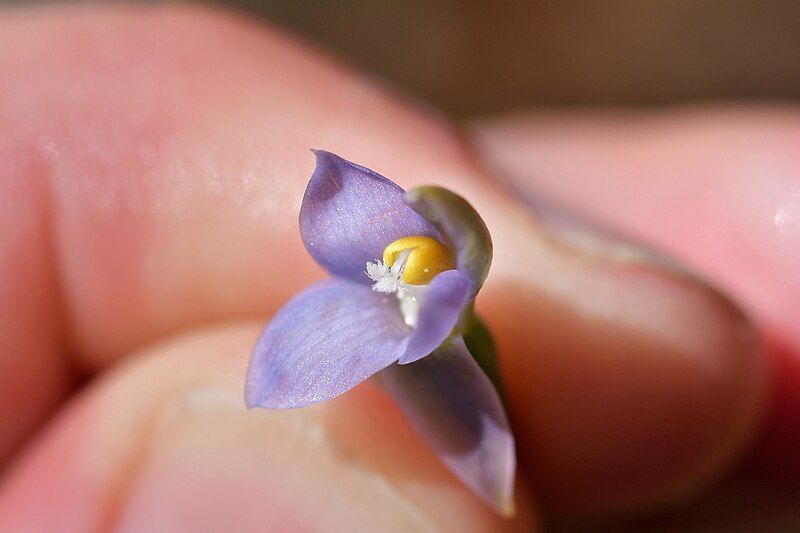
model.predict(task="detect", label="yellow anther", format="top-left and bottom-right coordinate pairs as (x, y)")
top-left (383, 236), bottom-right (455, 285)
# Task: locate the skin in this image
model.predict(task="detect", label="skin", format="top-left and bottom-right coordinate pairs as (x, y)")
top-left (475, 108), bottom-right (800, 484)
top-left (0, 3), bottom-right (791, 530)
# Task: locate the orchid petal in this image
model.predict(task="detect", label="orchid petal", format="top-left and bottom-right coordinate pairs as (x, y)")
top-left (405, 186), bottom-right (492, 291)
top-left (399, 269), bottom-right (473, 364)
top-left (245, 279), bottom-right (408, 409)
top-left (300, 151), bottom-right (440, 283)
top-left (379, 336), bottom-right (516, 515)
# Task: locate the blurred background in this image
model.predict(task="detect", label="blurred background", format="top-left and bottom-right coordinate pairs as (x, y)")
top-left (222, 0), bottom-right (796, 116)
top-left (4, 0), bottom-right (798, 114)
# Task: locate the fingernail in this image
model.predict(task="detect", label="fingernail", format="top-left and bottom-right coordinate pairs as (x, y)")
top-left (507, 180), bottom-right (703, 279)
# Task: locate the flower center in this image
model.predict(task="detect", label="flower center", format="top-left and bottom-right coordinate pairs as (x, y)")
top-left (365, 235), bottom-right (455, 328)
top-left (382, 236), bottom-right (455, 285)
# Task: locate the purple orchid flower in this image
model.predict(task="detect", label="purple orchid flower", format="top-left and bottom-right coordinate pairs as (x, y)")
top-left (245, 151), bottom-right (516, 515)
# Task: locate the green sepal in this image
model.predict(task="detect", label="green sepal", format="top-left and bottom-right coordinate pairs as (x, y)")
top-left (405, 186), bottom-right (492, 291)
top-left (462, 312), bottom-right (505, 398)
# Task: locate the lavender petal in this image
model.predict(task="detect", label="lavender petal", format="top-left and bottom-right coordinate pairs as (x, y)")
top-left (379, 336), bottom-right (516, 515)
top-left (245, 279), bottom-right (409, 409)
top-left (300, 151), bottom-right (440, 283)
top-left (399, 269), bottom-right (473, 364)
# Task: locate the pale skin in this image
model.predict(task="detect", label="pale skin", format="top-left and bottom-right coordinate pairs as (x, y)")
top-left (0, 3), bottom-right (796, 531)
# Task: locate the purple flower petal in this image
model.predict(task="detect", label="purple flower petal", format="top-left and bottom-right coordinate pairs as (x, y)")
top-left (405, 186), bottom-right (492, 291)
top-left (245, 279), bottom-right (409, 409)
top-left (379, 336), bottom-right (516, 515)
top-left (300, 151), bottom-right (440, 283)
top-left (399, 269), bottom-right (473, 364)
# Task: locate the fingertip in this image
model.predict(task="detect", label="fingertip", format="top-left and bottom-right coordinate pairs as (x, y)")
top-left (0, 323), bottom-right (538, 532)
top-left (475, 192), bottom-right (768, 514)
